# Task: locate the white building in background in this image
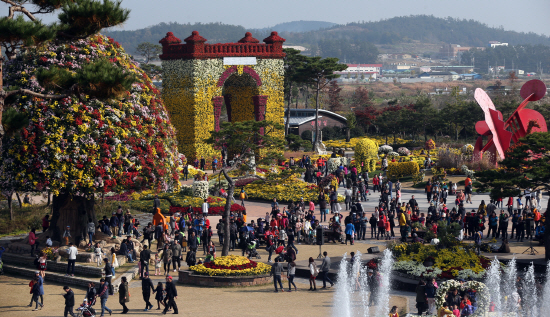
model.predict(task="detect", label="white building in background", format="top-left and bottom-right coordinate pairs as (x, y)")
top-left (335, 64), bottom-right (383, 81)
top-left (488, 41), bottom-right (508, 48)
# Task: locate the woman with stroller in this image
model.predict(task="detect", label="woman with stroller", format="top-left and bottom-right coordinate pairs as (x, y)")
top-left (86, 282), bottom-right (97, 306)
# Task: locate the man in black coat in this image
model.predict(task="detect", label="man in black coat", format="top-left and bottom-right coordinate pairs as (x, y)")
top-left (408, 195), bottom-right (419, 211)
top-left (188, 231), bottom-right (198, 252)
top-left (153, 195), bottom-right (161, 209)
top-left (200, 156), bottom-right (206, 170)
top-left (139, 245), bottom-right (152, 278)
top-left (163, 276), bottom-right (178, 315)
top-left (141, 272), bottom-right (155, 311)
top-left (63, 286), bottom-right (75, 317)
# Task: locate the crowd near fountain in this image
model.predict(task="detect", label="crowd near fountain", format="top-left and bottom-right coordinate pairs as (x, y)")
top-left (332, 252), bottom-right (550, 317)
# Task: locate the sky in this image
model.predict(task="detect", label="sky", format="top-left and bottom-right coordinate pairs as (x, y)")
top-left (4, 0), bottom-right (550, 36)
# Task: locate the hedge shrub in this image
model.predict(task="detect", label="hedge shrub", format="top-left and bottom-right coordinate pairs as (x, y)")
top-left (387, 162), bottom-right (420, 179)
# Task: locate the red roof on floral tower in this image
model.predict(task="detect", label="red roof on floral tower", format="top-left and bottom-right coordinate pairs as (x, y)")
top-left (159, 31), bottom-right (286, 60)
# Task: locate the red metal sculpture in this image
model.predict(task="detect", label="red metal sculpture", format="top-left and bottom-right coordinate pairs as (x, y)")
top-left (473, 79), bottom-right (547, 163)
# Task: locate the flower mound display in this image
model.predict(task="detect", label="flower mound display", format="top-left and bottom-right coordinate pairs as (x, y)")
top-left (425, 139), bottom-right (436, 150)
top-left (189, 255), bottom-right (271, 276)
top-left (397, 147), bottom-right (410, 156)
top-left (462, 144), bottom-right (474, 155)
top-left (1, 35), bottom-right (180, 195)
top-left (378, 144), bottom-right (393, 154)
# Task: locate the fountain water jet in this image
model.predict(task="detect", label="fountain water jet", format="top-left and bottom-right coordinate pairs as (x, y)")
top-left (522, 263), bottom-right (537, 317)
top-left (540, 261), bottom-right (550, 316)
top-left (375, 249), bottom-right (394, 317)
top-left (333, 253), bottom-right (351, 317)
top-left (502, 257), bottom-right (518, 314)
top-left (485, 257), bottom-right (502, 316)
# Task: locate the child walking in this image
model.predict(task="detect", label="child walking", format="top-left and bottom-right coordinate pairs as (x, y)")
top-left (94, 242), bottom-right (103, 266)
top-left (154, 282), bottom-right (165, 310)
top-left (154, 254), bottom-right (162, 276)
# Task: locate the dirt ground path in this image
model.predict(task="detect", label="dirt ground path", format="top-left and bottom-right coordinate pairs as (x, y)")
top-left (0, 274), bottom-right (408, 316)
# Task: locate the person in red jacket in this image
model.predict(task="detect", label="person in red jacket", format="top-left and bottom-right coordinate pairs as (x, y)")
top-left (29, 228), bottom-right (37, 257)
top-left (506, 196), bottom-right (514, 213)
top-left (377, 214), bottom-right (386, 240)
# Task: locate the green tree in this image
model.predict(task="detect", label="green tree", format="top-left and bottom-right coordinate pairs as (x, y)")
top-left (206, 120), bottom-right (285, 256)
top-left (345, 112), bottom-right (357, 142)
top-left (135, 42), bottom-right (162, 64)
top-left (294, 56), bottom-right (346, 151)
top-left (283, 48), bottom-right (306, 136)
top-left (475, 132), bottom-right (550, 260)
top-left (327, 80), bottom-right (343, 112)
top-left (140, 63), bottom-right (162, 79)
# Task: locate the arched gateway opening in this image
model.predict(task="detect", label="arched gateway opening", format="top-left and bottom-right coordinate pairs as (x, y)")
top-left (159, 31), bottom-right (285, 161)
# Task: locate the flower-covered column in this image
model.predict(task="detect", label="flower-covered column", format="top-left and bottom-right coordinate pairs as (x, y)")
top-left (212, 96), bottom-right (223, 132)
top-left (224, 94), bottom-right (232, 122)
top-left (253, 95), bottom-right (268, 135)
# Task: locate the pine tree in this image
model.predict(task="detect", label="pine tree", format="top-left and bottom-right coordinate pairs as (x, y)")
top-left (0, 0), bottom-right (130, 141)
top-left (294, 56), bottom-right (347, 151)
top-left (475, 132), bottom-right (550, 260)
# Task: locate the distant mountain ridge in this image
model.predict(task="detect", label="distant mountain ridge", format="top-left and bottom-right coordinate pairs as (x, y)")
top-left (104, 16), bottom-right (550, 55)
top-left (253, 20), bottom-right (337, 33)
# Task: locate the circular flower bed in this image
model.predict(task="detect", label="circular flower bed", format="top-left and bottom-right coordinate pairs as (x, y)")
top-left (189, 255), bottom-right (271, 276)
top-left (436, 280), bottom-right (489, 316)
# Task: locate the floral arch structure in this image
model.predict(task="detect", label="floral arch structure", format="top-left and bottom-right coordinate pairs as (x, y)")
top-left (435, 280), bottom-right (489, 316)
top-left (160, 31), bottom-right (285, 160)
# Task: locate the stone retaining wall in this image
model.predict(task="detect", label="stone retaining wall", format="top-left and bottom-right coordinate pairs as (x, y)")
top-left (3, 253), bottom-right (128, 276)
top-left (3, 253), bottom-right (104, 277)
top-left (4, 265), bottom-right (95, 288)
top-left (178, 270), bottom-right (284, 287)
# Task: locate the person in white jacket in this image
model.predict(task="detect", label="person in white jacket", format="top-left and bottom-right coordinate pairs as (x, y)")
top-left (278, 229), bottom-right (287, 247)
top-left (66, 243), bottom-right (78, 277)
top-left (308, 257), bottom-right (318, 291)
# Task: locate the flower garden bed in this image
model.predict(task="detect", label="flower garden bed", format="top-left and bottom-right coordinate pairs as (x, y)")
top-left (243, 176), bottom-right (344, 203)
top-left (189, 256), bottom-right (271, 277)
top-left (179, 255), bottom-right (275, 287)
top-left (390, 242), bottom-right (491, 280)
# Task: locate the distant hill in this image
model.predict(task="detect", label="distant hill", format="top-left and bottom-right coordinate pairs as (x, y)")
top-left (282, 15), bottom-right (550, 47)
top-left (254, 20), bottom-right (336, 33)
top-left (104, 16), bottom-right (550, 59)
top-left (104, 22), bottom-right (250, 54)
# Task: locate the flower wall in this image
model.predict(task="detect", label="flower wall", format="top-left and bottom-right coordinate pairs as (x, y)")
top-left (161, 58), bottom-right (284, 161)
top-left (1, 35), bottom-right (181, 196)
